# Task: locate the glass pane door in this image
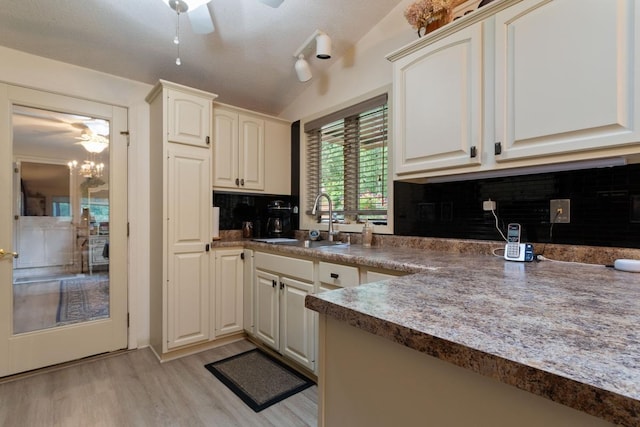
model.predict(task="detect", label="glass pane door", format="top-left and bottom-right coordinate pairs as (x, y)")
top-left (12, 105), bottom-right (110, 334)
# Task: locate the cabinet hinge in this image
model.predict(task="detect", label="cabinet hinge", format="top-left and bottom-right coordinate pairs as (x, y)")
top-left (494, 142), bottom-right (502, 155)
top-left (120, 131), bottom-right (130, 147)
top-left (470, 146), bottom-right (477, 158)
top-left (127, 313), bottom-right (130, 328)
top-left (14, 167), bottom-right (19, 173)
top-left (127, 222), bottom-right (130, 237)
top-left (240, 252), bottom-right (245, 260)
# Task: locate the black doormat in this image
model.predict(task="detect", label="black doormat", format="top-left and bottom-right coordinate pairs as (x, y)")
top-left (205, 348), bottom-right (315, 412)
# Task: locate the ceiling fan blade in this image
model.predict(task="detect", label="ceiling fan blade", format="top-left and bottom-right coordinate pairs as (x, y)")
top-left (257, 0), bottom-right (284, 8)
top-left (188, 4), bottom-right (215, 34)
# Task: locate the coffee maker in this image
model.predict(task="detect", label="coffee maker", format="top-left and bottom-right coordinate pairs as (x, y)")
top-left (266, 200), bottom-right (292, 237)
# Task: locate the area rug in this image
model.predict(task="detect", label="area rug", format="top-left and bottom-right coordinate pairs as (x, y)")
top-left (56, 276), bottom-right (110, 324)
top-left (205, 348), bottom-right (315, 412)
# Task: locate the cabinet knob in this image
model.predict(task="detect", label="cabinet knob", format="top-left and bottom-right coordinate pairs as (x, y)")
top-left (240, 179), bottom-right (245, 186)
top-left (494, 142), bottom-right (502, 155)
top-left (470, 146), bottom-right (477, 158)
top-left (330, 272), bottom-right (339, 279)
top-left (280, 282), bottom-right (284, 290)
top-left (235, 178), bottom-right (240, 186)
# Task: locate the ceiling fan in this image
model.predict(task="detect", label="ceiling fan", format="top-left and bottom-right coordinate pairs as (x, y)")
top-left (162, 0), bottom-right (284, 34)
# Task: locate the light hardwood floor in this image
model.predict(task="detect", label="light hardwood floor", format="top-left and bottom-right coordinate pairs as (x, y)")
top-left (0, 340), bottom-right (318, 427)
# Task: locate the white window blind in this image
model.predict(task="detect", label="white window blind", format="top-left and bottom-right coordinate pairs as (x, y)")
top-left (305, 94), bottom-right (388, 223)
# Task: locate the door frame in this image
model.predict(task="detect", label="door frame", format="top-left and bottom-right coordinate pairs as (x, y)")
top-left (0, 84), bottom-right (129, 376)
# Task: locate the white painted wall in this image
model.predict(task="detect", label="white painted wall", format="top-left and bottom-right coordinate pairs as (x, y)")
top-left (280, 0), bottom-right (416, 234)
top-left (0, 46), bottom-right (152, 349)
top-left (279, 0), bottom-right (415, 121)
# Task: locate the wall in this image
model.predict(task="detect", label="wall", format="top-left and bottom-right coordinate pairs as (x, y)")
top-left (0, 46), bottom-right (152, 348)
top-left (395, 164), bottom-right (640, 249)
top-left (279, 0), bottom-right (415, 122)
top-left (280, 0), bottom-right (416, 234)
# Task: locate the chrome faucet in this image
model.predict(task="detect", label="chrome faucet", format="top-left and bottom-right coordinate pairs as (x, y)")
top-left (312, 192), bottom-right (335, 241)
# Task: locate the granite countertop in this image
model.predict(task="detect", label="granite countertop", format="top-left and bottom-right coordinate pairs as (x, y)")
top-left (291, 244), bottom-right (640, 427)
top-left (213, 237), bottom-right (640, 424)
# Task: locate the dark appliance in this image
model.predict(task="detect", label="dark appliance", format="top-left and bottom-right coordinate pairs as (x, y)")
top-left (266, 200), bottom-right (292, 237)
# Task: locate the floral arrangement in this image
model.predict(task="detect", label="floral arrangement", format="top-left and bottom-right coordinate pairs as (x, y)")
top-left (404, 0), bottom-right (453, 37)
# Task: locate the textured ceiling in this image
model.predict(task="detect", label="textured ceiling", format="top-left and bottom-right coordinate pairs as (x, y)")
top-left (0, 0), bottom-right (404, 116)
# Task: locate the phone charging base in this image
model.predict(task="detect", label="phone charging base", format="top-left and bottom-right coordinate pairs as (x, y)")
top-left (504, 243), bottom-right (534, 262)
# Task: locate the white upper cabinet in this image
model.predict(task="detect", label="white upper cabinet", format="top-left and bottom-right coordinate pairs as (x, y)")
top-left (212, 104), bottom-right (291, 194)
top-left (388, 0), bottom-right (640, 180)
top-left (167, 88), bottom-right (212, 148)
top-left (238, 114), bottom-right (265, 190)
top-left (212, 106), bottom-right (265, 191)
top-left (494, 0), bottom-right (640, 162)
top-left (392, 22), bottom-right (484, 176)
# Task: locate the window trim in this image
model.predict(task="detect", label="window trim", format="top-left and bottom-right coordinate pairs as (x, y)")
top-left (300, 87), bottom-right (393, 235)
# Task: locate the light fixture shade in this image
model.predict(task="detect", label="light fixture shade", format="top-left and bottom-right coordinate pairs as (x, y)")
top-left (315, 32), bottom-right (332, 59)
top-left (295, 55), bottom-right (312, 82)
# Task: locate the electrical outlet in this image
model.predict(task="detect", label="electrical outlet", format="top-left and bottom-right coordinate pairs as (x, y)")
top-left (550, 199), bottom-right (570, 223)
top-left (483, 200), bottom-right (496, 211)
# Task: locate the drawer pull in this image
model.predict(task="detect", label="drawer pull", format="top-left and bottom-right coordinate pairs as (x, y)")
top-left (330, 273), bottom-right (339, 279)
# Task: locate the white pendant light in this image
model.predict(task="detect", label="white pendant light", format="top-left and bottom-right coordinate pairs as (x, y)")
top-left (295, 55), bottom-right (312, 82)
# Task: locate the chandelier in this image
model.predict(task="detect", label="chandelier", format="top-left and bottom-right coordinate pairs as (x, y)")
top-left (68, 159), bottom-right (105, 178)
top-left (68, 132), bottom-right (108, 178)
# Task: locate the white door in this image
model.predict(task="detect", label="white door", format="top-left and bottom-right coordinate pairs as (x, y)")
top-left (212, 108), bottom-right (238, 188)
top-left (214, 248), bottom-right (244, 337)
top-left (167, 88), bottom-right (211, 148)
top-left (281, 277), bottom-right (315, 370)
top-left (238, 114), bottom-right (265, 190)
top-left (0, 85), bottom-right (128, 377)
top-left (254, 269), bottom-right (279, 349)
top-left (166, 144), bottom-right (211, 349)
top-left (494, 0), bottom-right (640, 162)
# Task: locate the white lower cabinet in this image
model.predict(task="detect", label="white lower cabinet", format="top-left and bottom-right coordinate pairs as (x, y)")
top-left (254, 252), bottom-right (316, 371)
top-left (213, 248), bottom-right (244, 338)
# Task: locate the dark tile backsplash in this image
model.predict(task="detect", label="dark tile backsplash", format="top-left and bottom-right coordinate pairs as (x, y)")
top-left (394, 164), bottom-right (640, 248)
top-left (213, 192), bottom-right (298, 238)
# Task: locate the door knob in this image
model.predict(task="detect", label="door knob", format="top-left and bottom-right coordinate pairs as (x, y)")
top-left (0, 249), bottom-right (18, 259)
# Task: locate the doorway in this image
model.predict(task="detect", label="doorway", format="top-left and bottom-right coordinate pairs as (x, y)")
top-left (0, 85), bottom-right (128, 377)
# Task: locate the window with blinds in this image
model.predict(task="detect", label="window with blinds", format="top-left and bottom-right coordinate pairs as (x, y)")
top-left (305, 94), bottom-right (388, 224)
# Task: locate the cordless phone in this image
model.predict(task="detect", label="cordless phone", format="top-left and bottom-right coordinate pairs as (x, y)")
top-left (504, 223), bottom-right (534, 262)
top-left (505, 223), bottom-right (521, 259)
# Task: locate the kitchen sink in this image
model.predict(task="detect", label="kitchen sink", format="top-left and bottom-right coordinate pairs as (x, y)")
top-left (252, 238), bottom-right (349, 248)
top-left (271, 239), bottom-right (348, 248)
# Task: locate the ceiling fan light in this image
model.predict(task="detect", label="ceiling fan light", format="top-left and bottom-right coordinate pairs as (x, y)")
top-left (315, 32), bottom-right (332, 59)
top-left (257, 0), bottom-right (284, 7)
top-left (162, 0), bottom-right (210, 13)
top-left (295, 55), bottom-right (312, 82)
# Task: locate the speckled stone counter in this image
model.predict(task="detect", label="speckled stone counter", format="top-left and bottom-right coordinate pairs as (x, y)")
top-left (212, 234), bottom-right (640, 425)
top-left (304, 250), bottom-right (640, 426)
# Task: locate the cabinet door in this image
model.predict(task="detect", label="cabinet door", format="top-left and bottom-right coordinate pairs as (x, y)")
top-left (394, 22), bottom-right (483, 176)
top-left (166, 144), bottom-right (211, 349)
top-left (212, 108), bottom-right (239, 188)
top-left (238, 114), bottom-right (265, 190)
top-left (264, 118), bottom-right (291, 195)
top-left (167, 88), bottom-right (211, 148)
top-left (494, 0), bottom-right (640, 162)
top-left (214, 249), bottom-right (244, 337)
top-left (281, 277), bottom-right (315, 370)
top-left (255, 269), bottom-right (279, 350)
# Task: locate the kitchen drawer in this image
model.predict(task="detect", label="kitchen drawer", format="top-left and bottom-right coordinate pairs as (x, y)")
top-left (319, 262), bottom-right (359, 288)
top-left (254, 251), bottom-right (314, 282)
